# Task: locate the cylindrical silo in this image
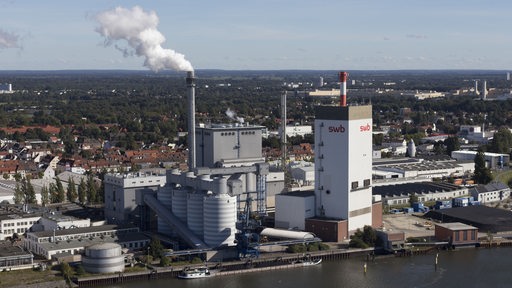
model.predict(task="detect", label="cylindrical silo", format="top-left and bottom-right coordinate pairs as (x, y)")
top-left (172, 186), bottom-right (188, 223)
top-left (203, 193), bottom-right (237, 247)
top-left (246, 172), bottom-right (256, 192)
top-left (187, 192), bottom-right (205, 239)
top-left (82, 243), bottom-right (124, 274)
top-left (157, 185), bottom-right (173, 236)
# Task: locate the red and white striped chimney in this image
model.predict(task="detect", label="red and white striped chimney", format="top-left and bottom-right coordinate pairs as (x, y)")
top-left (339, 71), bottom-right (348, 107)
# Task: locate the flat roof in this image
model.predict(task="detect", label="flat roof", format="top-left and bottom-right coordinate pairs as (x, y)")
top-left (425, 206), bottom-right (512, 232)
top-left (0, 213), bottom-right (42, 221)
top-left (435, 222), bottom-right (477, 231)
top-left (373, 181), bottom-right (462, 197)
top-left (0, 242), bottom-right (32, 258)
top-left (28, 224), bottom-right (137, 238)
top-left (38, 232), bottom-right (149, 251)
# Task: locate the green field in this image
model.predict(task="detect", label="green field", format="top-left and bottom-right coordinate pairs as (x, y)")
top-left (494, 169), bottom-right (512, 186)
top-left (0, 268), bottom-right (65, 288)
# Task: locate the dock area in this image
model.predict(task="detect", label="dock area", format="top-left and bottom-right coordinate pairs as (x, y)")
top-left (76, 247), bottom-right (373, 287)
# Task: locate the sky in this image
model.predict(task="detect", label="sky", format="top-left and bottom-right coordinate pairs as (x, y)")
top-left (1, 0), bottom-right (512, 71)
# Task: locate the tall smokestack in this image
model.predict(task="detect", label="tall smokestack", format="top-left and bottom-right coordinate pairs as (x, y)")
top-left (187, 71), bottom-right (196, 171)
top-left (339, 72), bottom-right (348, 107)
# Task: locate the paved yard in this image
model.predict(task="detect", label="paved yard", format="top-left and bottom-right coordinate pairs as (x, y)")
top-left (382, 213), bottom-right (435, 238)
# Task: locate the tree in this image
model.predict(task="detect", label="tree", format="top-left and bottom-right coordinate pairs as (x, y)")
top-left (13, 173), bottom-right (22, 182)
top-left (160, 255), bottom-right (171, 267)
top-left (409, 193), bottom-right (419, 205)
top-left (67, 177), bottom-right (78, 202)
top-left (60, 261), bottom-right (73, 284)
top-left (149, 237), bottom-right (164, 259)
top-left (55, 177), bottom-right (66, 203)
top-left (474, 149), bottom-right (493, 184)
top-left (49, 183), bottom-right (59, 203)
top-left (13, 182), bottom-right (23, 204)
top-left (362, 225), bottom-right (377, 246)
top-left (86, 175), bottom-right (98, 204)
top-left (373, 133), bottom-right (384, 146)
top-left (41, 185), bottom-right (50, 207)
top-left (78, 178), bottom-right (87, 204)
top-left (444, 136), bottom-right (460, 157)
top-left (349, 225), bottom-right (377, 248)
top-left (488, 127), bottom-right (512, 153)
top-left (24, 178), bottom-right (37, 204)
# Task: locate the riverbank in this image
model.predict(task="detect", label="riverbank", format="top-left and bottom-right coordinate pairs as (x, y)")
top-left (76, 247), bottom-right (375, 287)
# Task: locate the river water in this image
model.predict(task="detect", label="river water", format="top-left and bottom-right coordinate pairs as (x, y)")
top-left (108, 247), bottom-right (511, 288)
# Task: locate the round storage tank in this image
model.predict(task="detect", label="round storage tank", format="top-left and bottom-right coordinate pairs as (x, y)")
top-left (187, 192), bottom-right (205, 239)
top-left (157, 186), bottom-right (173, 236)
top-left (203, 193), bottom-right (237, 247)
top-left (82, 243), bottom-right (124, 274)
top-left (172, 187), bottom-right (188, 223)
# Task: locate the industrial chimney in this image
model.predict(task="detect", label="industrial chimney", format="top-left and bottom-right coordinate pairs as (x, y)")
top-left (339, 72), bottom-right (348, 107)
top-left (482, 80), bottom-right (487, 100)
top-left (186, 71), bottom-right (196, 171)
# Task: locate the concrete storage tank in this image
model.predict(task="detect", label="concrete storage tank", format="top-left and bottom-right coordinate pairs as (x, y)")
top-left (203, 193), bottom-right (237, 247)
top-left (157, 185), bottom-right (173, 236)
top-left (82, 243), bottom-right (125, 274)
top-left (172, 187), bottom-right (188, 223)
top-left (187, 192), bottom-right (205, 238)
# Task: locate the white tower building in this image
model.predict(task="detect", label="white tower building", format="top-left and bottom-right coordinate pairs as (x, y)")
top-left (314, 72), bottom-right (373, 232)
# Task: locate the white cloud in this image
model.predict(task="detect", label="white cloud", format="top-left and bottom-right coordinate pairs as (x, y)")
top-left (0, 29), bottom-right (20, 49)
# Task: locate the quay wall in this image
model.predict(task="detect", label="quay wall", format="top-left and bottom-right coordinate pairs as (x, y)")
top-left (76, 248), bottom-right (373, 287)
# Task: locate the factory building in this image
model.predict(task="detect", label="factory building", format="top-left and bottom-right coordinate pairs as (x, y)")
top-left (373, 182), bottom-right (469, 206)
top-left (103, 172), bottom-right (166, 228)
top-left (451, 150), bottom-right (509, 169)
top-left (279, 125), bottom-right (313, 138)
top-left (195, 123), bottom-right (265, 168)
top-left (0, 242), bottom-right (33, 271)
top-left (0, 212), bottom-right (41, 241)
top-left (434, 222), bottom-right (478, 247)
top-left (23, 225), bottom-right (148, 260)
top-left (469, 182), bottom-right (511, 204)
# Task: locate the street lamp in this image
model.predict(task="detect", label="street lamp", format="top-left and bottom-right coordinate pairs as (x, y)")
top-left (147, 246), bottom-right (151, 268)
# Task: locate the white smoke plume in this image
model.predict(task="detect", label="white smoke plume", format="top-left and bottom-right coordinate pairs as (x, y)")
top-left (0, 29), bottom-right (20, 49)
top-left (225, 108), bottom-right (244, 124)
top-left (94, 6), bottom-right (193, 72)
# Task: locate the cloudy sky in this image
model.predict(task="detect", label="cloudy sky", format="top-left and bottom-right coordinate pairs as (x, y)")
top-left (0, 0), bottom-right (511, 71)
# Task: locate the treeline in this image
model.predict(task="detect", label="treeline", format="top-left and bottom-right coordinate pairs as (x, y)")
top-left (1, 70), bottom-right (512, 152)
top-left (13, 175), bottom-right (103, 206)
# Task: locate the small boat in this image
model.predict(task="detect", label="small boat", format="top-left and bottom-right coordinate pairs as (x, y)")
top-left (301, 258), bottom-right (322, 266)
top-left (178, 266), bottom-right (211, 279)
top-left (293, 257), bottom-right (322, 266)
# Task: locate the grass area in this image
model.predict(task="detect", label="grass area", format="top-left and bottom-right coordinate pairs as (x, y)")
top-left (0, 267), bottom-right (63, 287)
top-left (493, 169), bottom-right (512, 185)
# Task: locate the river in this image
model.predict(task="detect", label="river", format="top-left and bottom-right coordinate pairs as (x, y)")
top-left (106, 247), bottom-right (511, 288)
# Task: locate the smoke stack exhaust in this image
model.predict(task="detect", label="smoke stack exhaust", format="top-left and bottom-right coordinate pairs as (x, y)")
top-left (339, 72), bottom-right (348, 107)
top-left (187, 71), bottom-right (196, 171)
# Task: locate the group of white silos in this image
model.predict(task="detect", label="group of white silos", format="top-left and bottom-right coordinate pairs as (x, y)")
top-left (157, 170), bottom-right (237, 248)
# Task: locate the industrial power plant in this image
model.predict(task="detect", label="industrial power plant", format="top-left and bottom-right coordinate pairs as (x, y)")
top-left (103, 70), bottom-right (382, 260)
